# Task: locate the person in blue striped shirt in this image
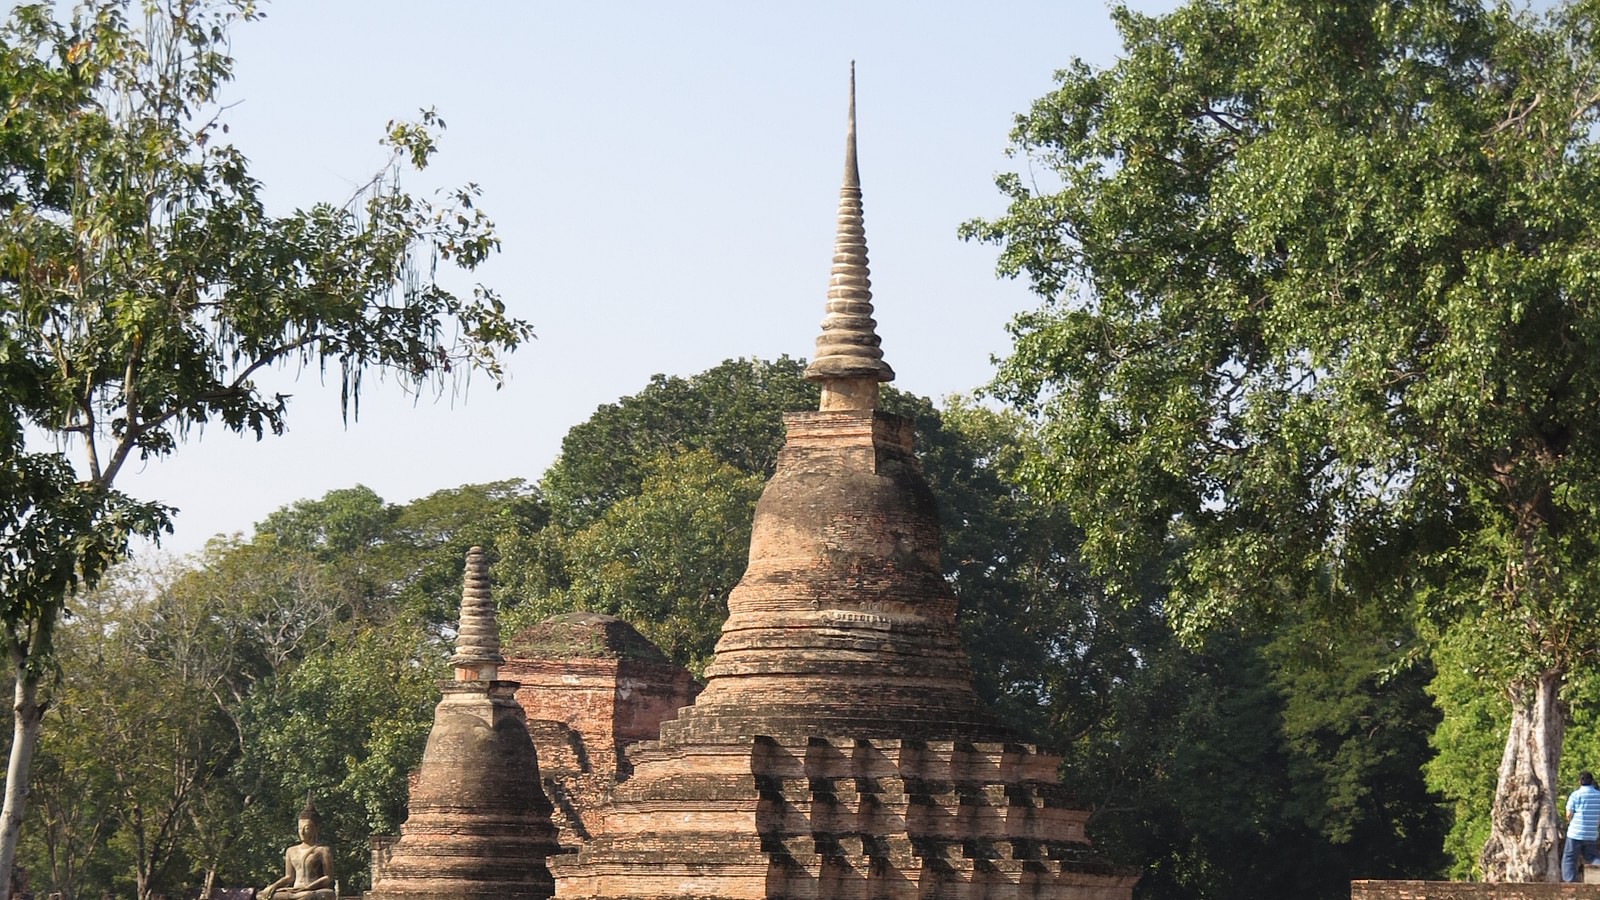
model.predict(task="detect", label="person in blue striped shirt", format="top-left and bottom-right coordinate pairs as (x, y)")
top-left (1563, 771), bottom-right (1600, 882)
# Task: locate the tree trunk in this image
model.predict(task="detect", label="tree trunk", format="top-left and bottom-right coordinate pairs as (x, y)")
top-left (0, 649), bottom-right (45, 900)
top-left (1481, 669), bottom-right (1565, 882)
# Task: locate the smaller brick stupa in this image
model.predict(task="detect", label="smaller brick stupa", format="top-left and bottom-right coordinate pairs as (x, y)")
top-left (364, 547), bottom-right (561, 900)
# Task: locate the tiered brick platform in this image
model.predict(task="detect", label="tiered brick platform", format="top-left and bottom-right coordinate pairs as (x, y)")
top-left (560, 734), bottom-right (1132, 900)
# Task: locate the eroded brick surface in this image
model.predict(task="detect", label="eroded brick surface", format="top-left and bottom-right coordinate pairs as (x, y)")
top-left (677, 411), bottom-right (1007, 743)
top-left (504, 614), bottom-right (702, 846)
top-left (503, 617), bottom-right (702, 777)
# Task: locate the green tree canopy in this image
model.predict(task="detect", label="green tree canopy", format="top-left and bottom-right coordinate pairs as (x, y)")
top-left (0, 0), bottom-right (533, 891)
top-left (942, 402), bottom-right (1451, 899)
top-left (965, 0), bottom-right (1600, 880)
top-left (538, 356), bottom-right (817, 530)
top-left (532, 450), bottom-right (764, 672)
top-left (14, 479), bottom-right (531, 898)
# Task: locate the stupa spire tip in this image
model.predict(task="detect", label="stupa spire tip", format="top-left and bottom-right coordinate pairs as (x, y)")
top-left (845, 61), bottom-right (858, 189)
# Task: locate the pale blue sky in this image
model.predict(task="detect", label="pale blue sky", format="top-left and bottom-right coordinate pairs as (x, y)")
top-left (113, 2), bottom-right (1171, 555)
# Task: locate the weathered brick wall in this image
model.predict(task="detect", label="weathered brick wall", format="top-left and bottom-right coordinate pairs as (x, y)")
top-left (505, 658), bottom-right (621, 774)
top-left (611, 659), bottom-right (700, 756)
top-left (1352, 881), bottom-right (1600, 898)
top-left (504, 655), bottom-right (700, 778)
top-left (503, 613), bottom-right (701, 782)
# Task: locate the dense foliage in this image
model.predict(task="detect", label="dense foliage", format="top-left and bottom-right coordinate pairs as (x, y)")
top-left (0, 0), bottom-right (531, 890)
top-left (0, 0), bottom-right (1561, 891)
top-left (14, 481), bottom-right (532, 898)
top-left (964, 0), bottom-right (1600, 880)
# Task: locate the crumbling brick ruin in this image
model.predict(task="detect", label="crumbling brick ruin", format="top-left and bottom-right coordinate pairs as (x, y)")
top-left (502, 612), bottom-right (701, 845)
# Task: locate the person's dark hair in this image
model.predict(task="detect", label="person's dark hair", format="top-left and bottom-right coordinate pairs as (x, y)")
top-left (1582, 771), bottom-right (1594, 786)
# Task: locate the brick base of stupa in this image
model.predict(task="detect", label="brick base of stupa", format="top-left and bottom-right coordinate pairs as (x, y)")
top-left (553, 733), bottom-right (1137, 900)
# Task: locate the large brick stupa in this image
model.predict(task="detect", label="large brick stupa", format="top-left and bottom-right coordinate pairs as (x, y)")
top-left (550, 68), bottom-right (1139, 900)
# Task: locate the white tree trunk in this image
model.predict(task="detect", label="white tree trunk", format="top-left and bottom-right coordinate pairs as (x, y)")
top-left (1480, 670), bottom-right (1565, 882)
top-left (0, 649), bottom-right (44, 900)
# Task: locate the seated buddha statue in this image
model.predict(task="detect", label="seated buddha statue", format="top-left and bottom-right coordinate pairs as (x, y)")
top-left (261, 801), bottom-right (336, 900)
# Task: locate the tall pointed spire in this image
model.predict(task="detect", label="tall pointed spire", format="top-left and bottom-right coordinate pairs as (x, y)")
top-left (450, 546), bottom-right (503, 680)
top-left (842, 60), bottom-right (860, 190)
top-left (805, 61), bottom-right (894, 410)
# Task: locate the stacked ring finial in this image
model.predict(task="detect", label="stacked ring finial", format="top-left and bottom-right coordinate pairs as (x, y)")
top-left (805, 62), bottom-right (894, 387)
top-left (450, 545), bottom-right (503, 672)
